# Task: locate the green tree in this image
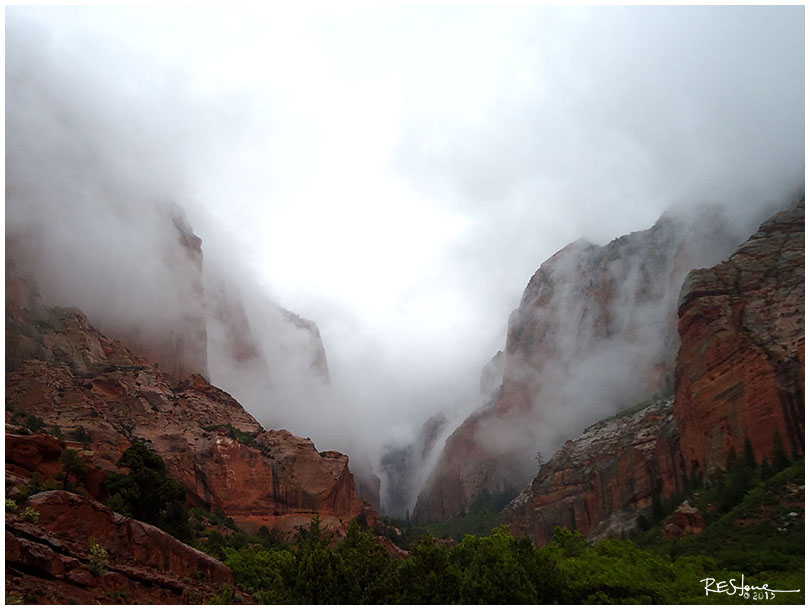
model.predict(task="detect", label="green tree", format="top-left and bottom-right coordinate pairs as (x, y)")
top-left (334, 520), bottom-right (397, 603)
top-left (743, 436), bottom-right (757, 470)
top-left (288, 516), bottom-right (341, 603)
top-left (770, 431), bottom-right (791, 473)
top-left (58, 449), bottom-right (87, 490)
top-left (103, 441), bottom-right (192, 542)
top-left (453, 526), bottom-right (538, 604)
top-left (396, 535), bottom-right (461, 603)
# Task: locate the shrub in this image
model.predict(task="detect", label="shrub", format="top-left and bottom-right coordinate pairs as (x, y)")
top-left (70, 426), bottom-right (93, 446)
top-left (6, 499), bottom-right (18, 512)
top-left (88, 541), bottom-right (109, 576)
top-left (20, 507), bottom-right (40, 523)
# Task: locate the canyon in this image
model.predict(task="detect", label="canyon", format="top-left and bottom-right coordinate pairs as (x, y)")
top-left (414, 202), bottom-right (773, 522)
top-left (5, 193), bottom-right (803, 601)
top-left (505, 198), bottom-right (804, 545)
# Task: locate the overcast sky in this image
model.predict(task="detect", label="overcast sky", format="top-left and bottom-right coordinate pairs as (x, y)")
top-left (5, 5), bottom-right (805, 451)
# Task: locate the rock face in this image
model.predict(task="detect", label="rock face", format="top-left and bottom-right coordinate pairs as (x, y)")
top-left (5, 276), bottom-right (375, 536)
top-left (675, 200), bottom-right (805, 478)
top-left (6, 203), bottom-right (210, 384)
top-left (661, 501), bottom-right (705, 540)
top-left (415, 206), bottom-right (749, 522)
top-left (499, 197), bottom-right (804, 548)
top-left (6, 434), bottom-right (108, 500)
top-left (504, 399), bottom-right (685, 546)
top-left (6, 491), bottom-right (232, 604)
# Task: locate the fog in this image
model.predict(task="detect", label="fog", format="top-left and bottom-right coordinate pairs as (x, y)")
top-left (4, 6), bottom-right (804, 515)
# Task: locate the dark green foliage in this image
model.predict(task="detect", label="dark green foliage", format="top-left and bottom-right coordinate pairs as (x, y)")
top-left (103, 441), bottom-right (192, 543)
top-left (743, 437), bottom-right (757, 470)
top-left (70, 426), bottom-right (93, 446)
top-left (11, 412), bottom-right (47, 434)
top-left (409, 490), bottom-right (507, 542)
top-left (631, 460), bottom-right (804, 604)
top-left (25, 414), bottom-right (46, 433)
top-left (201, 424), bottom-right (272, 456)
top-left (220, 515), bottom-right (807, 605)
top-left (333, 521), bottom-right (397, 603)
top-left (453, 527), bottom-right (540, 604)
top-left (769, 431), bottom-right (791, 474)
top-left (396, 535), bottom-right (461, 603)
top-left (220, 459), bottom-right (805, 604)
top-left (59, 449), bottom-right (87, 490)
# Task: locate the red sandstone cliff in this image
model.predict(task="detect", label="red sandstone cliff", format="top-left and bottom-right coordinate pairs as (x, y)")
top-left (415, 206), bottom-right (749, 522)
top-left (6, 490), bottom-right (233, 604)
top-left (504, 399), bottom-right (685, 545)
top-left (5, 276), bottom-right (375, 536)
top-left (674, 199), bottom-right (804, 478)
top-left (501, 198), bottom-right (804, 547)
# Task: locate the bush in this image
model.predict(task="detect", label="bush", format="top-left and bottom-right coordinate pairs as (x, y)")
top-left (88, 541), bottom-right (109, 576)
top-left (70, 426), bottom-right (93, 446)
top-left (103, 441), bottom-right (192, 542)
top-left (20, 507), bottom-right (40, 523)
top-left (6, 499), bottom-right (18, 512)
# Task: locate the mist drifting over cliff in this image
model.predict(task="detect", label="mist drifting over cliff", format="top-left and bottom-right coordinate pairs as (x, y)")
top-left (5, 6), bottom-right (803, 515)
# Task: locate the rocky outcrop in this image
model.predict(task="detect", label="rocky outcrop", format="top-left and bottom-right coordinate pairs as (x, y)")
top-left (675, 199), bottom-right (804, 478)
top-left (416, 206), bottom-right (749, 522)
top-left (504, 399), bottom-right (685, 546)
top-left (661, 501), bottom-right (705, 539)
top-left (6, 434), bottom-right (108, 500)
top-left (6, 491), bottom-right (232, 604)
top-left (5, 282), bottom-right (375, 536)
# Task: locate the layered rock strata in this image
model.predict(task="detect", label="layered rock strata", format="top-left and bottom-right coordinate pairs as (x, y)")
top-left (5, 279), bottom-right (375, 536)
top-left (675, 199), bottom-right (804, 477)
top-left (6, 491), bottom-right (232, 604)
top-left (416, 206), bottom-right (746, 522)
top-left (504, 399), bottom-right (685, 545)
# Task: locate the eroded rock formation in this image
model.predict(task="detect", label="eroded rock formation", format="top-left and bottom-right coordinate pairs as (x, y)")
top-left (415, 206), bottom-right (749, 522)
top-left (675, 199), bottom-right (804, 477)
top-left (501, 197), bottom-right (804, 546)
top-left (504, 399), bottom-right (685, 545)
top-left (6, 491), bottom-right (232, 604)
top-left (5, 273), bottom-right (375, 536)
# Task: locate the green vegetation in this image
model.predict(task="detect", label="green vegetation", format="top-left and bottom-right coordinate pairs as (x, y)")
top-left (88, 541), bottom-right (109, 576)
top-left (20, 507), bottom-right (40, 523)
top-left (211, 445), bottom-right (803, 604)
top-left (59, 449), bottom-right (88, 491)
top-left (103, 441), bottom-right (193, 543)
top-left (638, 461), bottom-right (804, 575)
top-left (69, 425), bottom-right (93, 446)
top-left (17, 472), bottom-right (63, 501)
top-left (382, 490), bottom-right (513, 546)
top-left (216, 516), bottom-right (805, 604)
top-left (9, 411), bottom-right (47, 435)
top-left (201, 423), bottom-right (272, 456)
top-left (6, 499), bottom-right (18, 512)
